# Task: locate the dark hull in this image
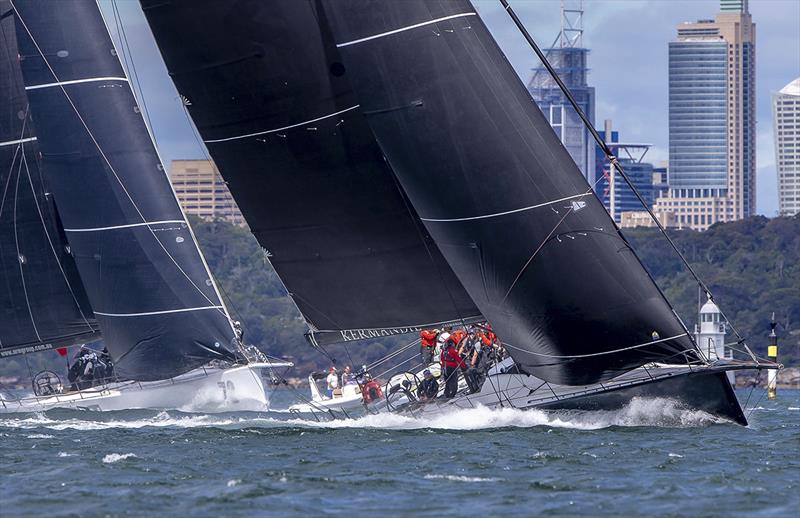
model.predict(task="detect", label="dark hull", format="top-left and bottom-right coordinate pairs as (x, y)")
top-left (397, 363), bottom-right (756, 426)
top-left (538, 370), bottom-right (747, 426)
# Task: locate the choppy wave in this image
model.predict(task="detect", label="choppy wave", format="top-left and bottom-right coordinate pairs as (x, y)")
top-left (424, 474), bottom-right (502, 482)
top-left (102, 453), bottom-right (138, 463)
top-left (0, 397), bottom-right (724, 432)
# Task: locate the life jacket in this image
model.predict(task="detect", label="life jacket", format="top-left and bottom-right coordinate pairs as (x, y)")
top-left (420, 329), bottom-right (438, 348)
top-left (449, 330), bottom-right (467, 347)
top-left (481, 330), bottom-right (497, 347)
top-left (441, 344), bottom-right (466, 369)
top-left (362, 380), bottom-right (383, 403)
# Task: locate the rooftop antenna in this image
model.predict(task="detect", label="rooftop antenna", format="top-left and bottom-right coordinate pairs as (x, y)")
top-left (560, 0), bottom-right (584, 48)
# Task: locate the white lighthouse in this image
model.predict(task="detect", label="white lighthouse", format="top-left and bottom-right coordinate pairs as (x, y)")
top-left (695, 297), bottom-right (734, 383)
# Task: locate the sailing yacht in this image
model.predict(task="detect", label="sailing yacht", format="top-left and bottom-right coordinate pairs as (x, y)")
top-left (0, 0), bottom-right (290, 413)
top-left (140, 0), bottom-right (776, 425)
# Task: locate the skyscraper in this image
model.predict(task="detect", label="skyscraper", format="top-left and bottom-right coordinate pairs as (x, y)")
top-left (654, 0), bottom-right (755, 231)
top-left (773, 78), bottom-right (800, 216)
top-left (594, 120), bottom-right (655, 223)
top-left (528, 0), bottom-right (595, 182)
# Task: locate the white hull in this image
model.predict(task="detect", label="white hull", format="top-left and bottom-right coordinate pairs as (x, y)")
top-left (0, 362), bottom-right (279, 413)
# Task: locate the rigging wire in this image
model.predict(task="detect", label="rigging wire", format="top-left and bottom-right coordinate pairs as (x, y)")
top-left (498, 0), bottom-right (746, 345)
top-left (109, 0), bottom-right (155, 139)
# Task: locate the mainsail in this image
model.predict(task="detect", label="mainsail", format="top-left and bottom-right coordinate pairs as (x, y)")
top-left (140, 0), bottom-right (481, 346)
top-left (0, 2), bottom-right (98, 358)
top-left (10, 0), bottom-right (240, 380)
top-left (320, 0), bottom-right (700, 385)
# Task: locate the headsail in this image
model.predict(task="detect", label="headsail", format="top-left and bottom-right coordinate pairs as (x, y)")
top-left (0, 2), bottom-right (99, 358)
top-left (320, 0), bottom-right (700, 385)
top-left (139, 0), bottom-right (481, 346)
top-left (10, 0), bottom-right (240, 380)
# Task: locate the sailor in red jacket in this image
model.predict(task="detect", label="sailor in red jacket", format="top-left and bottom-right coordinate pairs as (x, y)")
top-left (419, 328), bottom-right (439, 365)
top-left (440, 334), bottom-right (466, 398)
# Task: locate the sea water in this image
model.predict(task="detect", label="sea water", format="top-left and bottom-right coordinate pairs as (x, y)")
top-left (2, 389), bottom-right (798, 516)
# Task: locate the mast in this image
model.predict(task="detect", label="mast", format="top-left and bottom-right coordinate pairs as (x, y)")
top-left (9, 0), bottom-right (240, 380)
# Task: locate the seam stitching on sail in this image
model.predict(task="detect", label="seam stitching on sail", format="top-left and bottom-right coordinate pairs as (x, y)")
top-left (420, 193), bottom-right (590, 222)
top-left (336, 12), bottom-right (478, 48)
top-left (0, 137), bottom-right (36, 147)
top-left (94, 306), bottom-right (224, 317)
top-left (24, 76), bottom-right (129, 91)
top-left (203, 105), bottom-right (361, 143)
top-left (63, 219), bottom-right (186, 232)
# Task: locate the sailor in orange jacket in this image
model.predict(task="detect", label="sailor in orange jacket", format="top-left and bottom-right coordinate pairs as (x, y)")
top-left (419, 328), bottom-right (439, 365)
top-left (440, 334), bottom-right (467, 398)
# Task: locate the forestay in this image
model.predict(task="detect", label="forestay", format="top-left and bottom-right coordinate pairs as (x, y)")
top-left (0, 2), bottom-right (99, 358)
top-left (10, 0), bottom-right (240, 380)
top-left (140, 0), bottom-right (481, 346)
top-left (320, 0), bottom-right (700, 385)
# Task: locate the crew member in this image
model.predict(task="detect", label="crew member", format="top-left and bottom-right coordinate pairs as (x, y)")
top-left (341, 365), bottom-right (357, 386)
top-left (326, 366), bottom-right (338, 398)
top-left (466, 336), bottom-right (496, 393)
top-left (440, 335), bottom-right (466, 398)
top-left (361, 374), bottom-right (383, 404)
top-left (419, 328), bottom-right (439, 365)
top-left (67, 347), bottom-right (97, 391)
top-left (418, 369), bottom-right (439, 401)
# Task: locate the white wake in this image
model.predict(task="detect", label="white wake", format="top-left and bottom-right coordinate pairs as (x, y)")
top-left (0, 397), bottom-right (725, 432)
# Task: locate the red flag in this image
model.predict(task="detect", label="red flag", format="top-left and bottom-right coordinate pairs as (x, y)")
top-left (57, 347), bottom-right (68, 357)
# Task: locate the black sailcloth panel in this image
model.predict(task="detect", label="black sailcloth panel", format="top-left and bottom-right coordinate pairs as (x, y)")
top-left (11, 0), bottom-right (239, 380)
top-left (321, 0), bottom-right (699, 385)
top-left (140, 0), bottom-right (481, 346)
top-left (0, 4), bottom-right (99, 357)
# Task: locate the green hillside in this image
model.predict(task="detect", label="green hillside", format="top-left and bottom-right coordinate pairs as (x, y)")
top-left (196, 214), bottom-right (799, 372)
top-left (2, 215), bottom-right (797, 381)
top-left (624, 216), bottom-right (800, 365)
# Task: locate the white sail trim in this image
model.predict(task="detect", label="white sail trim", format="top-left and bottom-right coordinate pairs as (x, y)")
top-left (94, 306), bottom-right (224, 318)
top-left (0, 137), bottom-right (37, 147)
top-left (420, 193), bottom-right (591, 222)
top-left (24, 76), bottom-right (129, 91)
top-left (203, 105), bottom-right (361, 143)
top-left (64, 219), bottom-right (186, 233)
top-left (336, 12), bottom-right (477, 48)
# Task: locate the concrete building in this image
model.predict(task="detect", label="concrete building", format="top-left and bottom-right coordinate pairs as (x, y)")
top-left (170, 159), bottom-right (246, 227)
top-left (528, 0), bottom-right (595, 182)
top-left (773, 77), bottom-right (800, 216)
top-left (654, 0), bottom-right (756, 231)
top-left (620, 210), bottom-right (678, 229)
top-left (595, 121), bottom-right (655, 223)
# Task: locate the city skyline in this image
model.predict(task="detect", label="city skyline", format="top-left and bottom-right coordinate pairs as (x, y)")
top-left (100, 0), bottom-right (799, 218)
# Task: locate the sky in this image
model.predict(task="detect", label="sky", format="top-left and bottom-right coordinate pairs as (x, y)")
top-left (101, 0), bottom-right (800, 217)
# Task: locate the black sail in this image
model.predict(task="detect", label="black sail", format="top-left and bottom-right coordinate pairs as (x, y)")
top-left (321, 0), bottom-right (700, 385)
top-left (10, 0), bottom-right (240, 380)
top-left (0, 3), bottom-right (99, 357)
top-left (139, 0), bottom-right (481, 346)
